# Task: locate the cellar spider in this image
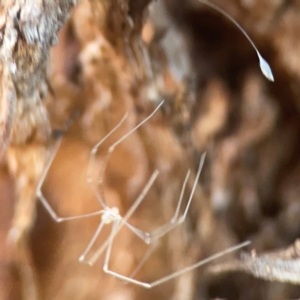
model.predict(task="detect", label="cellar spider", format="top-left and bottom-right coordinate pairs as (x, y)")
top-left (37, 101), bottom-right (250, 288)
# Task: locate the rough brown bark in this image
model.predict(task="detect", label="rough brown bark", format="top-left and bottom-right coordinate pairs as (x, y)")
top-left (1, 0), bottom-right (300, 299)
top-left (0, 1), bottom-right (78, 299)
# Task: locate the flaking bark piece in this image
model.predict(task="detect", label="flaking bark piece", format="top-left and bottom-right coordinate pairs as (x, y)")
top-left (0, 0), bottom-right (79, 154)
top-left (0, 1), bottom-right (80, 299)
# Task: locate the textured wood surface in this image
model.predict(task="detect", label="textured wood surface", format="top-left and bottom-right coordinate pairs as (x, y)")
top-left (1, 0), bottom-right (300, 299)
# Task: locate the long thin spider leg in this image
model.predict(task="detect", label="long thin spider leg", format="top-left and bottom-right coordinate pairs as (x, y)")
top-left (122, 220), bottom-right (151, 243)
top-left (103, 220), bottom-right (152, 288)
top-left (198, 0), bottom-right (274, 81)
top-left (36, 137), bottom-right (105, 223)
top-left (148, 169), bottom-right (191, 240)
top-left (115, 153), bottom-right (206, 278)
top-left (79, 215), bottom-right (106, 263)
top-left (172, 169), bottom-right (191, 222)
top-left (86, 113), bottom-right (129, 208)
top-left (96, 101), bottom-right (164, 187)
top-left (148, 240), bottom-right (251, 288)
top-left (182, 152), bottom-right (206, 219)
top-left (36, 138), bottom-right (63, 221)
top-left (93, 154), bottom-right (204, 277)
top-left (149, 152), bottom-right (206, 240)
top-left (116, 154), bottom-right (205, 275)
top-left (102, 101), bottom-right (165, 158)
top-left (127, 241), bottom-right (160, 280)
top-left (86, 170), bottom-right (159, 265)
top-left (102, 240), bottom-right (250, 288)
top-left (111, 153), bottom-right (204, 245)
top-left (103, 219), bottom-right (121, 269)
top-left (87, 100), bottom-right (164, 208)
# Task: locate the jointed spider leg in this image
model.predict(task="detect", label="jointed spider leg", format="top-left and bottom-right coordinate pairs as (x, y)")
top-left (86, 113), bottom-right (129, 208)
top-left (37, 102), bottom-right (163, 223)
top-left (122, 152), bottom-right (206, 244)
top-left (86, 101), bottom-right (164, 213)
top-left (79, 216), bottom-right (106, 263)
top-left (122, 220), bottom-right (151, 243)
top-left (104, 219), bottom-right (121, 268)
top-left (102, 219), bottom-right (153, 288)
top-left (124, 153), bottom-right (207, 277)
top-left (86, 170), bottom-right (159, 266)
top-left (181, 152), bottom-right (206, 222)
top-left (82, 102), bottom-right (164, 263)
top-left (37, 137), bottom-right (105, 223)
top-left (127, 240), bottom-right (160, 280)
top-left (102, 228), bottom-right (250, 288)
top-left (143, 169), bottom-right (191, 241)
top-left (146, 240), bottom-right (250, 288)
top-left (87, 101), bottom-right (165, 210)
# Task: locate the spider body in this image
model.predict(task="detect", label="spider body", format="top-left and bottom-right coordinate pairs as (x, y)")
top-left (102, 207), bottom-right (121, 224)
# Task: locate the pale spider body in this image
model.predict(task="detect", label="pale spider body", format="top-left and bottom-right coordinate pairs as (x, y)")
top-left (102, 207), bottom-right (121, 224)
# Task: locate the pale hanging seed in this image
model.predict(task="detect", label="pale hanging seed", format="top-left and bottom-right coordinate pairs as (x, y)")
top-left (256, 51), bottom-right (274, 81)
top-left (198, 0), bottom-right (274, 82)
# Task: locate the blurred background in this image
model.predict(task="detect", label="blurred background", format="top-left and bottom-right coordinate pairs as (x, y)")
top-left (1, 0), bottom-right (300, 299)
